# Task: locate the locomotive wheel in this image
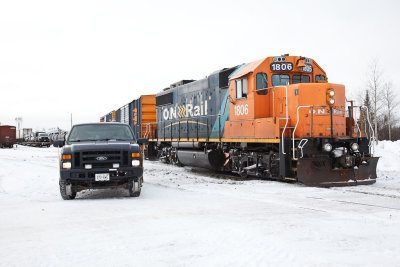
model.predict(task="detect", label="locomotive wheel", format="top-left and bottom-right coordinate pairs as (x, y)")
top-left (172, 153), bottom-right (183, 167)
top-left (239, 170), bottom-right (248, 178)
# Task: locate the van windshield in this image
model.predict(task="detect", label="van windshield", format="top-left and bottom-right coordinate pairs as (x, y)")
top-left (68, 124), bottom-right (135, 142)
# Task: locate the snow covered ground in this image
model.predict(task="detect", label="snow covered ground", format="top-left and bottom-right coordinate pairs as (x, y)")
top-left (0, 142), bottom-right (400, 266)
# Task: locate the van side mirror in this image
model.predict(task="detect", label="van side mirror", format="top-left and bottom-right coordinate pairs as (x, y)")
top-left (137, 138), bottom-right (149, 145)
top-left (53, 140), bottom-right (65, 147)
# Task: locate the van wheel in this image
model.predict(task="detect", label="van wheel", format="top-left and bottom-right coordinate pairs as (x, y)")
top-left (59, 180), bottom-right (76, 200)
top-left (128, 180), bottom-right (141, 197)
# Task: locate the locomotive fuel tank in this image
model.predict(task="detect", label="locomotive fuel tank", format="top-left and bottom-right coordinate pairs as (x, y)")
top-left (177, 149), bottom-right (226, 170)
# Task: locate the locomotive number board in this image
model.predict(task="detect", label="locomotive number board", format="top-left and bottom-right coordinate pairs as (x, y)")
top-left (270, 62), bottom-right (314, 73)
top-left (302, 64), bottom-right (313, 73)
top-left (270, 62), bottom-right (293, 71)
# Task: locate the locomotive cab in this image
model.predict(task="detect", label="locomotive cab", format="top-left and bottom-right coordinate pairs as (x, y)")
top-left (225, 55), bottom-right (378, 186)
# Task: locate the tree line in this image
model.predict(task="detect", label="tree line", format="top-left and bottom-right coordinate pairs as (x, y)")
top-left (361, 59), bottom-right (399, 142)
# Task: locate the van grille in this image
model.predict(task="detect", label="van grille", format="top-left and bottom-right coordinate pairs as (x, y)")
top-left (73, 150), bottom-right (129, 168)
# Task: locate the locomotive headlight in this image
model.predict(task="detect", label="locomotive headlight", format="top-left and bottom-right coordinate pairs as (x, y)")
top-left (327, 89), bottom-right (335, 105)
top-left (323, 143), bottom-right (333, 152)
top-left (351, 143), bottom-right (359, 151)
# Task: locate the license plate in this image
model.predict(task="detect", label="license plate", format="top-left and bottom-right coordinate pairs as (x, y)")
top-left (95, 173), bottom-right (110, 181)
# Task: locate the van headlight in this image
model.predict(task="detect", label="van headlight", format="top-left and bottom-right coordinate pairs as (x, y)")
top-left (323, 143), bottom-right (333, 152)
top-left (351, 143), bottom-right (359, 151)
top-left (132, 160), bottom-right (140, 167)
top-left (63, 162), bottom-right (72, 169)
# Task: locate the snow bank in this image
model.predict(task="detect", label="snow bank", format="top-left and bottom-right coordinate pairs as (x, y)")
top-left (375, 140), bottom-right (400, 172)
top-left (367, 140), bottom-right (400, 194)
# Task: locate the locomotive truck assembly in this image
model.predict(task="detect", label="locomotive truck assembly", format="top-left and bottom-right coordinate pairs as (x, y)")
top-left (102, 55), bottom-right (379, 187)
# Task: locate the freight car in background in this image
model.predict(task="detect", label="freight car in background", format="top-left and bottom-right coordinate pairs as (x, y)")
top-left (100, 95), bottom-right (157, 139)
top-left (0, 125), bottom-right (16, 148)
top-left (22, 128), bottom-right (33, 142)
top-left (101, 55), bottom-right (379, 187)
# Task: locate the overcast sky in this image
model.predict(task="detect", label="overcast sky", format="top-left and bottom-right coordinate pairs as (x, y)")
top-left (0, 0), bottom-right (399, 131)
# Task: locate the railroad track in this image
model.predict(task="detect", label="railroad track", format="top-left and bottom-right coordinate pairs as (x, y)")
top-left (307, 196), bottom-right (400, 211)
top-left (333, 188), bottom-right (400, 199)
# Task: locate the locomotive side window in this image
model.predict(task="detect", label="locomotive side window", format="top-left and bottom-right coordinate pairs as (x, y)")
top-left (315, 75), bottom-right (326, 81)
top-left (256, 73), bottom-right (268, 89)
top-left (256, 72), bottom-right (268, 95)
top-left (292, 75), bottom-right (310, 84)
top-left (236, 80), bottom-right (242, 98)
top-left (243, 78), bottom-right (248, 97)
top-left (272, 74), bottom-right (290, 86)
top-left (235, 78), bottom-right (248, 99)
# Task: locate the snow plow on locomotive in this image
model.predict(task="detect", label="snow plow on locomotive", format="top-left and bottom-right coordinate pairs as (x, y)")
top-left (105, 55), bottom-right (379, 187)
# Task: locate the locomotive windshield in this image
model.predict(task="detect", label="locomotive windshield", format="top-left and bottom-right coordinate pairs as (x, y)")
top-left (292, 75), bottom-right (310, 84)
top-left (68, 124), bottom-right (135, 143)
top-left (272, 74), bottom-right (290, 86)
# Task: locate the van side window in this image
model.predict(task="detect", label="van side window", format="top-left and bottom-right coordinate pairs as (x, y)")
top-left (235, 78), bottom-right (248, 99)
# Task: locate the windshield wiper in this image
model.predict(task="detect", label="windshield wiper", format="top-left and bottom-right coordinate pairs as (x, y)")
top-left (94, 138), bottom-right (132, 141)
top-left (70, 138), bottom-right (133, 142)
top-left (69, 139), bottom-right (98, 142)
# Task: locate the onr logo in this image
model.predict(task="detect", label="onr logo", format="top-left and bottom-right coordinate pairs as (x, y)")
top-left (162, 101), bottom-right (208, 120)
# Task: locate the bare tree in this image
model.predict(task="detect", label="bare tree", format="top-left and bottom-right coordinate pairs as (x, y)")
top-left (365, 59), bottom-right (383, 144)
top-left (382, 81), bottom-right (399, 140)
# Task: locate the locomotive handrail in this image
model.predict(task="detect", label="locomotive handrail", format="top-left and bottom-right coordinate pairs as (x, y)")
top-left (277, 86), bottom-right (289, 155)
top-left (144, 114), bottom-right (222, 142)
top-left (144, 124), bottom-right (148, 138)
top-left (297, 139), bottom-right (308, 159)
top-left (344, 104), bottom-right (375, 155)
top-left (144, 123), bottom-right (150, 139)
top-left (292, 105), bottom-right (311, 159)
top-left (353, 107), bottom-right (362, 138)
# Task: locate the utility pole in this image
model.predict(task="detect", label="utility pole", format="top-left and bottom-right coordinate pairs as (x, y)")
top-left (68, 112), bottom-right (73, 129)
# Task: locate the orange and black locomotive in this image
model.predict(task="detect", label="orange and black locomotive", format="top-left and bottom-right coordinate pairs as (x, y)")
top-left (103, 55), bottom-right (379, 187)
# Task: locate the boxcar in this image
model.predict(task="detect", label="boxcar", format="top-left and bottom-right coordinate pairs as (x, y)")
top-left (0, 125), bottom-right (16, 148)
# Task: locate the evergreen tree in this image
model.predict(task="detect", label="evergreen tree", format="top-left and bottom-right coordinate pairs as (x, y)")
top-left (363, 90), bottom-right (374, 138)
